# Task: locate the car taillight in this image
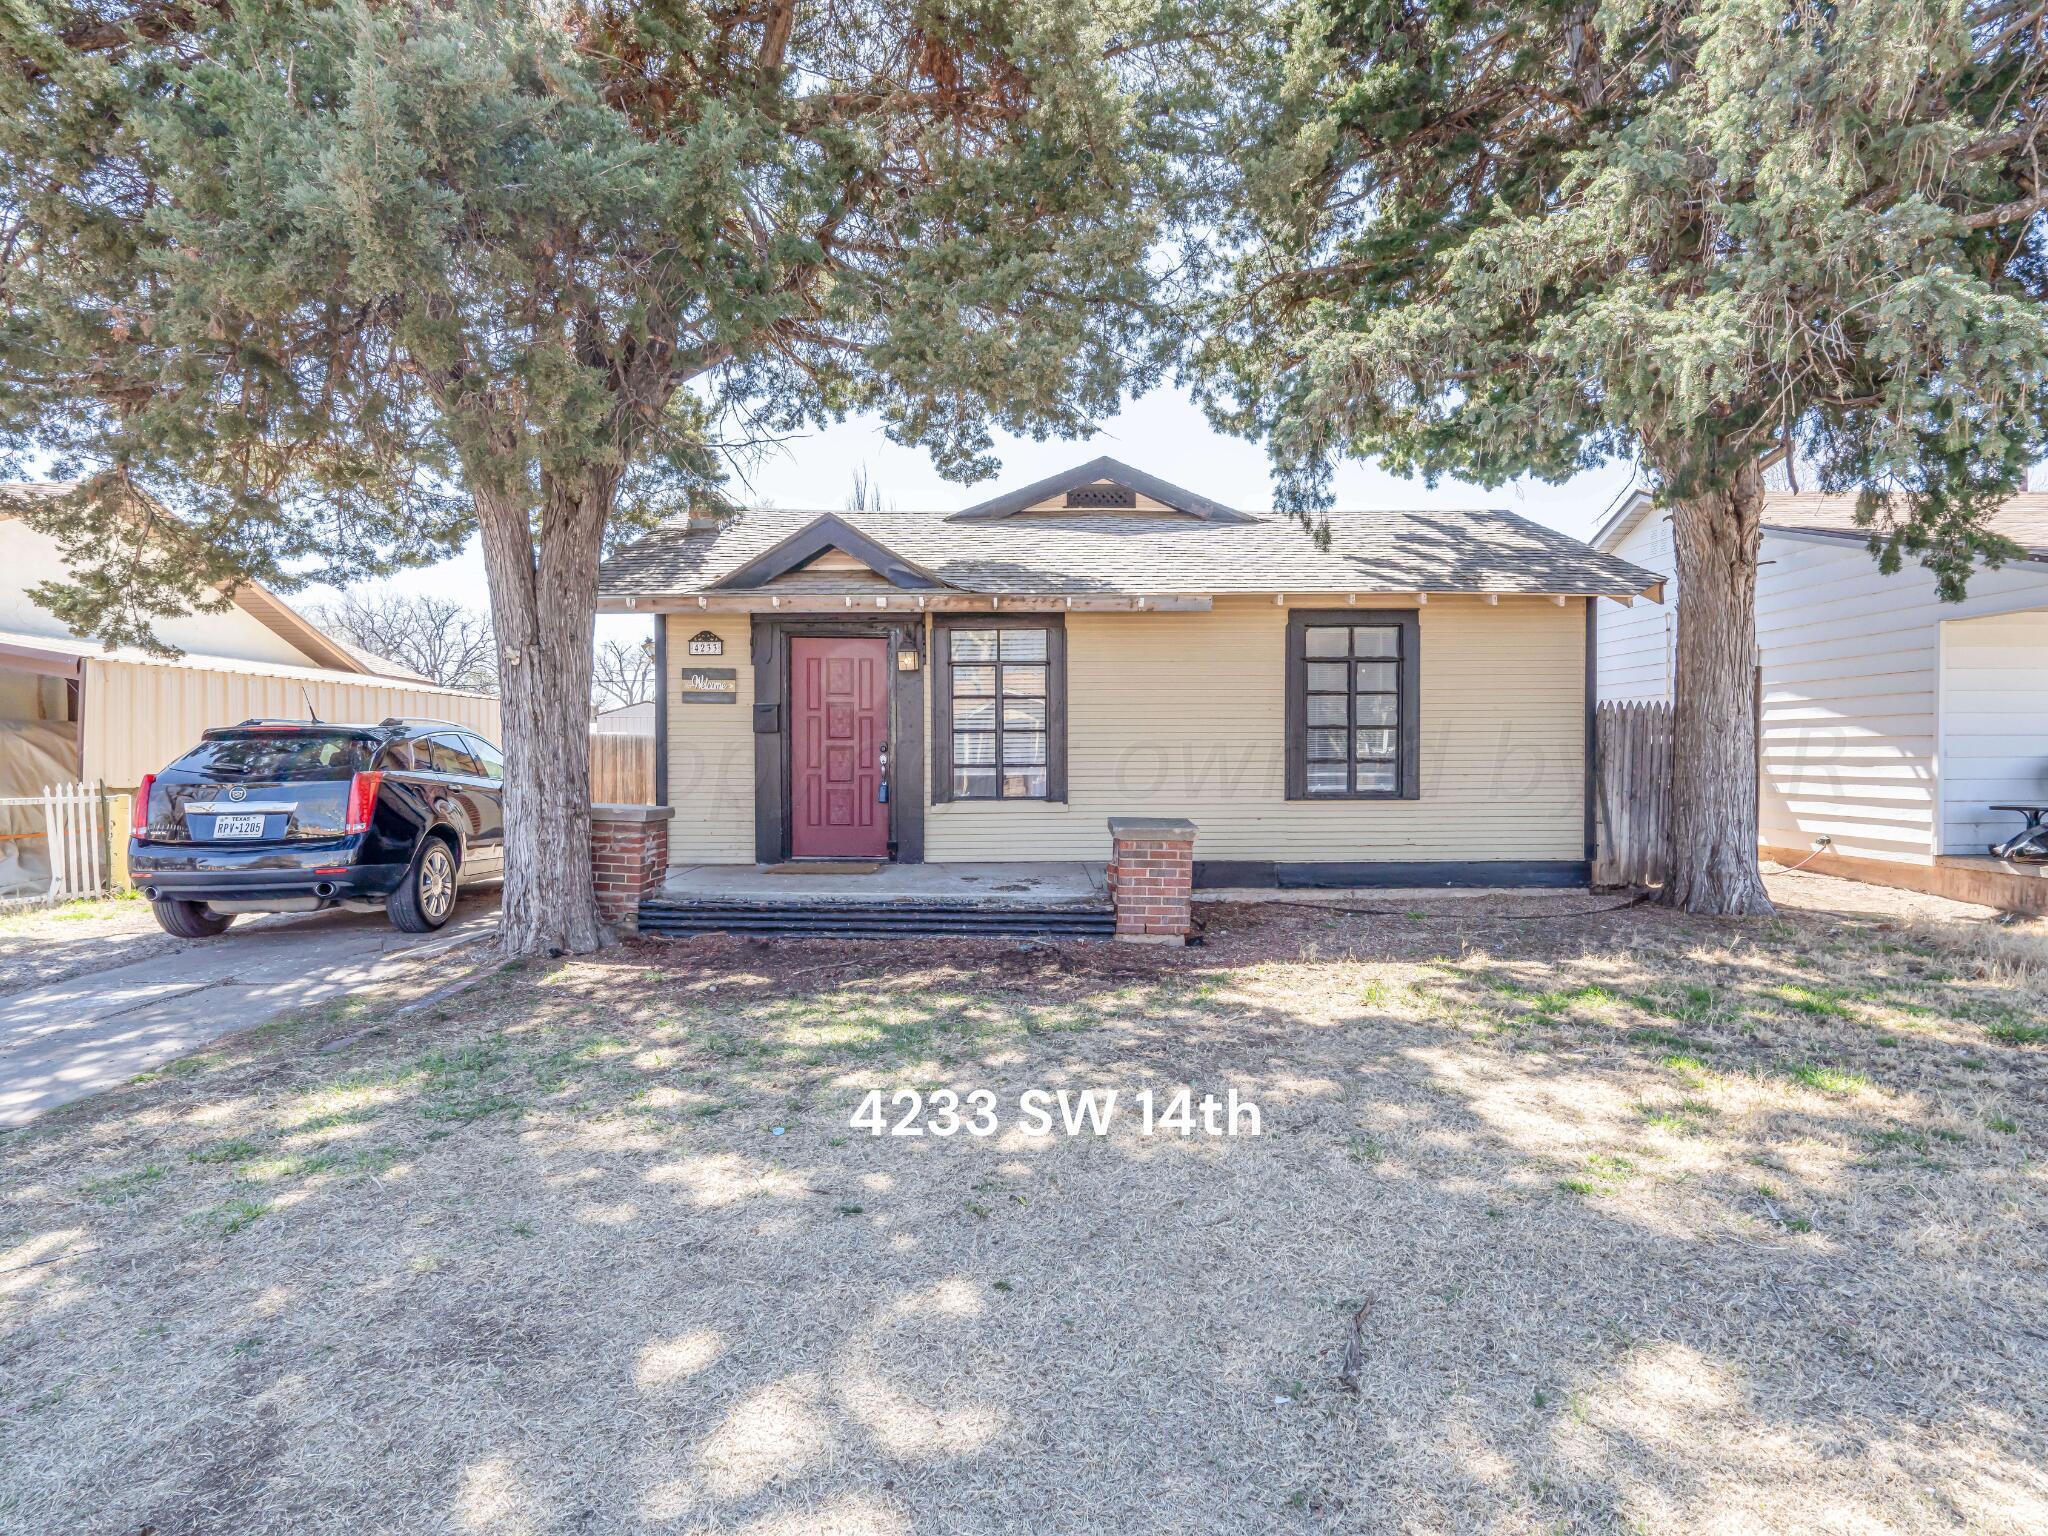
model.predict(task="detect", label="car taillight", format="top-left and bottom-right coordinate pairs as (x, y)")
top-left (132, 774), bottom-right (155, 842)
top-left (344, 771), bottom-right (383, 835)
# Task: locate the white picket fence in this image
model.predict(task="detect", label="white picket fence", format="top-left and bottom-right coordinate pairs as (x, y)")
top-left (0, 781), bottom-right (109, 905)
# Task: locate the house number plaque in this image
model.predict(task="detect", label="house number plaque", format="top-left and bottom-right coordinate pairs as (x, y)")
top-left (687, 630), bottom-right (724, 657)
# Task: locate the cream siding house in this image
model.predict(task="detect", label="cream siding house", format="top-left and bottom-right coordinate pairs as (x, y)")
top-left (1593, 489), bottom-right (2048, 909)
top-left (599, 458), bottom-right (1662, 888)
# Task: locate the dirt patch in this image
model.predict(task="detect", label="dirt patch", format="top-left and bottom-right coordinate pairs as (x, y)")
top-left (2, 872), bottom-right (2044, 1533)
top-left (0, 894), bottom-right (175, 991)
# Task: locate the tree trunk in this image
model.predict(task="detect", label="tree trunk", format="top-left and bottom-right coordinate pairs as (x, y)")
top-left (1662, 458), bottom-right (1774, 916)
top-left (475, 476), bottom-right (613, 957)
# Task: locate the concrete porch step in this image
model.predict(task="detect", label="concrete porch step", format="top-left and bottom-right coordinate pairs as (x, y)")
top-left (636, 898), bottom-right (1114, 940)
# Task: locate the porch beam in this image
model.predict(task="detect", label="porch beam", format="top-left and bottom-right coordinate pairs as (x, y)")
top-left (604, 592), bottom-right (1216, 613)
top-left (597, 589), bottom-right (1647, 614)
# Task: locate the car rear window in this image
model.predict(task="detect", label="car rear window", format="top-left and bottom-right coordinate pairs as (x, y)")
top-left (171, 732), bottom-right (373, 779)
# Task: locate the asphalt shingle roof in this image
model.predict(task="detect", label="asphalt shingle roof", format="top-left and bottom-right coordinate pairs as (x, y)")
top-left (597, 504), bottom-right (1664, 602)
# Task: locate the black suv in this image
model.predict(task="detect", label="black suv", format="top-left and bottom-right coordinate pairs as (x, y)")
top-left (129, 718), bottom-right (505, 938)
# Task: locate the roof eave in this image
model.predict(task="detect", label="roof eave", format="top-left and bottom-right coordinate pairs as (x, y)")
top-left (598, 585), bottom-right (1661, 612)
top-left (1762, 521), bottom-right (2048, 563)
top-left (1589, 489), bottom-right (1657, 552)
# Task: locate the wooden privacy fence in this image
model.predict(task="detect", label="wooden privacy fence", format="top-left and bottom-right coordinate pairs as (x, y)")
top-left (589, 732), bottom-right (656, 805)
top-left (1594, 702), bottom-right (1673, 887)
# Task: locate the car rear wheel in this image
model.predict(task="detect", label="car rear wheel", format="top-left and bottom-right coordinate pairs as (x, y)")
top-left (388, 837), bottom-right (459, 933)
top-left (151, 899), bottom-right (235, 939)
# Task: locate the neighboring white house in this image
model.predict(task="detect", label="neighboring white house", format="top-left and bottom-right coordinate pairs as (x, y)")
top-left (1, 481), bottom-right (500, 793)
top-left (591, 700), bottom-right (655, 735)
top-left (1592, 487), bottom-right (2048, 910)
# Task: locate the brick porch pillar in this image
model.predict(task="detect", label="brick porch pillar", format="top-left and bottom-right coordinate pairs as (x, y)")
top-left (590, 803), bottom-right (673, 935)
top-left (1106, 816), bottom-right (1197, 944)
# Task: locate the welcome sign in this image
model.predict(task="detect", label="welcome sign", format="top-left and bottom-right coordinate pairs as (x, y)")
top-left (680, 667), bottom-right (737, 703)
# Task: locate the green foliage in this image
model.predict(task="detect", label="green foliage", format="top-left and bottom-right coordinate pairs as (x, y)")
top-left (1193, 0), bottom-right (2048, 591)
top-left (0, 0), bottom-right (1183, 640)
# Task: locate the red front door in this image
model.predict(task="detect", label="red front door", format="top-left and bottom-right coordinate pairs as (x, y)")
top-left (790, 636), bottom-right (889, 859)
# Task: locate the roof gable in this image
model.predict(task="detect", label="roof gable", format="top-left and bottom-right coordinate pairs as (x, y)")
top-left (712, 513), bottom-right (951, 590)
top-left (948, 456), bottom-right (1251, 523)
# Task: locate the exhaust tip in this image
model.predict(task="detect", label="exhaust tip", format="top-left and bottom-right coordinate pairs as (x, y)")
top-left (313, 882), bottom-right (336, 899)
top-left (142, 886), bottom-right (159, 902)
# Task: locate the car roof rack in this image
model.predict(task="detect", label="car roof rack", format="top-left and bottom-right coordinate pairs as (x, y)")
top-left (219, 718), bottom-right (376, 731)
top-left (377, 717), bottom-right (472, 732)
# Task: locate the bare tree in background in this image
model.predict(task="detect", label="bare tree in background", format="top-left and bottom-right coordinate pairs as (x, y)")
top-left (846, 465), bottom-right (892, 513)
top-left (591, 638), bottom-right (654, 714)
top-left (312, 587), bottom-right (497, 694)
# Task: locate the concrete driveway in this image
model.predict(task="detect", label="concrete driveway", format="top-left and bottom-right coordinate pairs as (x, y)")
top-left (0, 897), bottom-right (498, 1128)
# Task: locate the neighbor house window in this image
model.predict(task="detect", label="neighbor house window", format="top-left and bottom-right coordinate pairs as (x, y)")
top-left (931, 617), bottom-right (1067, 801)
top-left (1284, 610), bottom-right (1420, 800)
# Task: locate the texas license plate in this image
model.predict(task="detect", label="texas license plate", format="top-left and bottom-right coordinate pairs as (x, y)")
top-left (212, 813), bottom-right (266, 838)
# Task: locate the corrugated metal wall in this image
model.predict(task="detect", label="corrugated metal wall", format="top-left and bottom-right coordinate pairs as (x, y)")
top-left (83, 658), bottom-right (501, 789)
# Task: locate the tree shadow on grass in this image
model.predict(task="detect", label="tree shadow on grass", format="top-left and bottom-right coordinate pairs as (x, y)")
top-left (1, 899), bottom-right (2044, 1533)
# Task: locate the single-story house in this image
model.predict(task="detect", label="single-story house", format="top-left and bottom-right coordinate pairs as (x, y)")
top-left (595, 457), bottom-right (1663, 910)
top-left (1, 482), bottom-right (500, 895)
top-left (1593, 486), bottom-right (2048, 911)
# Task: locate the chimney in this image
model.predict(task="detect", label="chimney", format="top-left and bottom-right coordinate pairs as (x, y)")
top-left (684, 506), bottom-right (725, 534)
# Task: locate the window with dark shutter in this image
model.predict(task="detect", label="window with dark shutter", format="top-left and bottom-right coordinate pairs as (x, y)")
top-left (931, 617), bottom-right (1067, 802)
top-left (1284, 610), bottom-right (1420, 800)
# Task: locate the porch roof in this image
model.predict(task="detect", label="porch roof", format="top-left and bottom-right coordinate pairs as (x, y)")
top-left (598, 502), bottom-right (1666, 609)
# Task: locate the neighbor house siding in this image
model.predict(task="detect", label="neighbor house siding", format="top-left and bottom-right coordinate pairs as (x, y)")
top-left (662, 613), bottom-right (756, 862)
top-left (922, 595), bottom-right (1587, 864)
top-left (1594, 508), bottom-right (1675, 704)
top-left (1750, 533), bottom-right (2048, 865)
top-left (1594, 514), bottom-right (2048, 868)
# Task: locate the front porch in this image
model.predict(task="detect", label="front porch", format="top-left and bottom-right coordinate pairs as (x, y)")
top-left (658, 859), bottom-right (1106, 906)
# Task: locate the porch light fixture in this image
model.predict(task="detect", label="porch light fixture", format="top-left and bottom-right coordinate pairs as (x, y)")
top-left (897, 647), bottom-right (920, 672)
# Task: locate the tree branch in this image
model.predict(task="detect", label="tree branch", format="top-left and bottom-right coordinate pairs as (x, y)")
top-left (1963, 184), bottom-right (2048, 229)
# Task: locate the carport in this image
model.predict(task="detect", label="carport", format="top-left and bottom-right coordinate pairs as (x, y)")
top-left (1937, 607), bottom-right (2048, 856)
top-left (0, 639), bottom-right (83, 899)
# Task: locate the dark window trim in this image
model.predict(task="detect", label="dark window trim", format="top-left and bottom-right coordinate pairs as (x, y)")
top-left (930, 613), bottom-right (1067, 804)
top-left (748, 614), bottom-right (926, 863)
top-left (1583, 596), bottom-right (1597, 866)
top-left (652, 617), bottom-right (669, 808)
top-left (1284, 608), bottom-right (1421, 801)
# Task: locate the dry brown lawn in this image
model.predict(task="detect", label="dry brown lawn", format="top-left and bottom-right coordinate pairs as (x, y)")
top-left (3, 874), bottom-right (2045, 1534)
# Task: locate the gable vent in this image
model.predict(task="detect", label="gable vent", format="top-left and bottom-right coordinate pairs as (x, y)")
top-left (1063, 484), bottom-right (1137, 509)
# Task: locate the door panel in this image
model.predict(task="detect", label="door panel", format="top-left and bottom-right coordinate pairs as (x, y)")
top-left (791, 636), bottom-right (888, 858)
